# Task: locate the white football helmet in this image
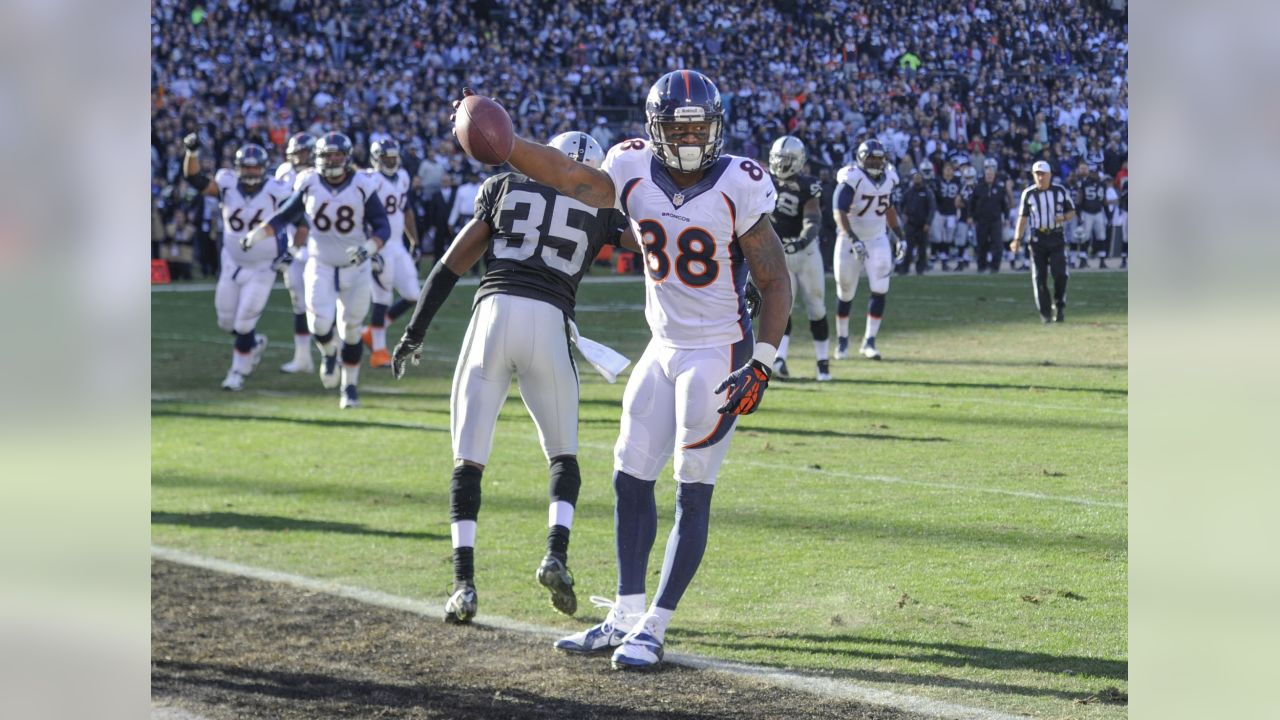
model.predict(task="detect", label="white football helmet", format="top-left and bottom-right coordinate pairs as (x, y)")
top-left (548, 131), bottom-right (605, 168)
top-left (768, 136), bottom-right (806, 179)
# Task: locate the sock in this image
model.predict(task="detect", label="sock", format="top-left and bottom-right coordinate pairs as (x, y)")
top-left (339, 341), bottom-right (363, 387)
top-left (614, 470), bottom-right (657, 597)
top-left (866, 293), bottom-right (885, 339)
top-left (836, 299), bottom-right (852, 341)
top-left (654, 482), bottom-right (715, 612)
top-left (810, 317), bottom-right (830, 361)
top-left (370, 303), bottom-right (388, 352)
top-left (639, 606), bottom-right (673, 642)
top-left (777, 330), bottom-right (791, 361)
top-left (450, 464), bottom-right (483, 585)
top-left (387, 298), bottom-right (413, 323)
top-left (232, 331), bottom-right (255, 374)
top-left (547, 455), bottom-right (580, 559)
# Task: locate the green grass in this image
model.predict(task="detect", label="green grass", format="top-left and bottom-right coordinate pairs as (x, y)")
top-left (152, 270), bottom-right (1128, 719)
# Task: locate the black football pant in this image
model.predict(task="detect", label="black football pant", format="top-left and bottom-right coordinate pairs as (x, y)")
top-left (904, 224), bottom-right (929, 273)
top-left (1029, 242), bottom-right (1068, 316)
top-left (975, 219), bottom-right (1003, 272)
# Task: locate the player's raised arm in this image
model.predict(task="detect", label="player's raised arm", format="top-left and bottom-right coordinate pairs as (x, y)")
top-left (181, 133), bottom-right (219, 198)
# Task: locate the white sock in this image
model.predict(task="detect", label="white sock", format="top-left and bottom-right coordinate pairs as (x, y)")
top-left (865, 315), bottom-right (882, 339)
top-left (814, 339), bottom-right (829, 361)
top-left (776, 334), bottom-right (791, 361)
top-left (451, 519), bottom-right (476, 548)
top-left (836, 315), bottom-right (850, 340)
top-left (372, 326), bottom-right (387, 352)
top-left (293, 334), bottom-right (311, 361)
top-left (548, 500), bottom-right (574, 530)
top-left (641, 606), bottom-right (674, 641)
top-left (341, 362), bottom-right (360, 388)
top-left (231, 350), bottom-right (252, 375)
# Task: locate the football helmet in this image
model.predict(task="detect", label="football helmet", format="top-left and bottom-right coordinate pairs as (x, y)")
top-left (645, 69), bottom-right (724, 173)
top-left (234, 143), bottom-right (269, 191)
top-left (548, 131), bottom-right (605, 168)
top-left (983, 157), bottom-right (998, 170)
top-left (921, 163), bottom-right (935, 180)
top-left (962, 165), bottom-right (977, 184)
top-left (856, 139), bottom-right (887, 180)
top-left (370, 138), bottom-right (401, 177)
top-left (285, 132), bottom-right (316, 168)
top-left (768, 135), bottom-right (806, 179)
top-left (315, 132), bottom-right (353, 181)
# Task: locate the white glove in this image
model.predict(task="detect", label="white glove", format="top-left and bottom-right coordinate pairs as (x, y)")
top-left (852, 240), bottom-right (867, 262)
top-left (241, 225), bottom-right (270, 251)
top-left (346, 239), bottom-right (379, 266)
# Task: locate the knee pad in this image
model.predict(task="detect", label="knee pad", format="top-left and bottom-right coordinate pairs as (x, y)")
top-left (809, 317), bottom-right (829, 341)
top-left (868, 292), bottom-right (886, 318)
top-left (548, 455), bottom-right (581, 506)
top-left (313, 327), bottom-right (335, 345)
top-left (837, 299), bottom-right (853, 318)
top-left (233, 331), bottom-right (256, 353)
top-left (340, 341), bottom-right (363, 365)
top-left (450, 463), bottom-right (483, 523)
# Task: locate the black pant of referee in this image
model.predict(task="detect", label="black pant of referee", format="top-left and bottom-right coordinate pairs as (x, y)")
top-left (1029, 231), bottom-right (1069, 322)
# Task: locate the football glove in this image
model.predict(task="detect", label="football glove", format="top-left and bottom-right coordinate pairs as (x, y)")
top-left (270, 249), bottom-right (294, 272)
top-left (715, 359), bottom-right (772, 416)
top-left (391, 332), bottom-right (424, 380)
top-left (370, 252), bottom-right (386, 275)
top-left (241, 225), bottom-right (270, 251)
top-left (346, 239), bottom-right (378, 266)
top-left (745, 280), bottom-right (763, 319)
top-left (889, 227), bottom-right (906, 263)
top-left (852, 239), bottom-right (868, 262)
top-left (183, 132), bottom-right (201, 151)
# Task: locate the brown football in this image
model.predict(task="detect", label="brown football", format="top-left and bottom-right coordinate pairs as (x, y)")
top-left (455, 95), bottom-right (514, 166)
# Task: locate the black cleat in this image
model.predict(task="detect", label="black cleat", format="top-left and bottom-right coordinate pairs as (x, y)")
top-left (1055, 305), bottom-right (1065, 323)
top-left (536, 554), bottom-right (577, 616)
top-left (773, 357), bottom-right (791, 380)
top-left (444, 583), bottom-right (478, 624)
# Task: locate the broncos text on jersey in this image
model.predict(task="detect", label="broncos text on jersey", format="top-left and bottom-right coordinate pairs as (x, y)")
top-left (215, 168), bottom-right (290, 267)
top-left (602, 138), bottom-right (775, 349)
top-left (769, 172), bottom-right (822, 241)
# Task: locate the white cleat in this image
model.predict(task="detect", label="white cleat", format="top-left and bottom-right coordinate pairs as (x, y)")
top-left (554, 597), bottom-right (640, 653)
top-left (248, 334), bottom-right (269, 373)
top-left (318, 354), bottom-right (340, 389)
top-left (835, 337), bottom-right (850, 360)
top-left (611, 614), bottom-right (666, 671)
top-left (280, 357), bottom-right (315, 374)
top-left (220, 370), bottom-right (245, 391)
top-left (816, 360), bottom-right (832, 382)
top-left (860, 337), bottom-right (882, 360)
top-left (339, 384), bottom-right (360, 409)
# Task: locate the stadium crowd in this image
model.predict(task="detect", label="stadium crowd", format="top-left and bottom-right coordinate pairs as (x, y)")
top-left (150, 0), bottom-right (1127, 276)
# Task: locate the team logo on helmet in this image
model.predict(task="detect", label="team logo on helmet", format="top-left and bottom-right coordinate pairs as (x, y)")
top-left (548, 131), bottom-right (605, 169)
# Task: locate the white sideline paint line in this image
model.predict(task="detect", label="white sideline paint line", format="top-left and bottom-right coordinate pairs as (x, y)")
top-left (152, 546), bottom-right (1025, 720)
top-left (151, 702), bottom-right (213, 720)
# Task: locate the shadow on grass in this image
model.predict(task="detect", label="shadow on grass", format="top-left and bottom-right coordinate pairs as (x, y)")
top-left (151, 408), bottom-right (449, 433)
top-left (151, 511), bottom-right (447, 541)
top-left (678, 630), bottom-right (1127, 697)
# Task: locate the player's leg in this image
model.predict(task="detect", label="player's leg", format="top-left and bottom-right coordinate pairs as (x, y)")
top-left (908, 223), bottom-right (928, 275)
top-left (1050, 244), bottom-right (1069, 322)
top-left (304, 258), bottom-right (341, 389)
top-left (445, 296), bottom-right (518, 623)
top-left (1029, 245), bottom-right (1053, 322)
top-left (362, 255), bottom-right (395, 368)
top-left (612, 339), bottom-right (749, 670)
top-left (557, 341), bottom-right (675, 654)
top-left (796, 242), bottom-right (831, 380)
top-left (929, 214), bottom-right (948, 271)
top-left (281, 246), bottom-right (313, 373)
top-left (1090, 213), bottom-right (1109, 268)
top-left (229, 267), bottom-right (275, 386)
top-left (387, 244), bottom-right (422, 328)
top-left (1119, 212), bottom-right (1128, 268)
top-left (832, 231), bottom-right (865, 360)
top-left (214, 265), bottom-right (247, 390)
top-left (944, 216), bottom-right (961, 271)
top-left (861, 235), bottom-right (893, 360)
top-left (333, 265), bottom-right (373, 408)
top-left (509, 298), bottom-right (583, 615)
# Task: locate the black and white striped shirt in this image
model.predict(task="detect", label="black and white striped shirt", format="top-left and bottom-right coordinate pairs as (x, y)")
top-left (1019, 183), bottom-right (1075, 232)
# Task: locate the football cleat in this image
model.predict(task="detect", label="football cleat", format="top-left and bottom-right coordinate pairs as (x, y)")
top-left (816, 360), bottom-right (832, 382)
top-left (554, 597), bottom-right (639, 653)
top-left (860, 337), bottom-right (881, 360)
top-left (611, 616), bottom-right (665, 671)
top-left (1040, 313), bottom-right (1053, 324)
top-left (370, 349), bottom-right (392, 368)
top-left (339, 384), bottom-right (360, 409)
top-left (360, 325), bottom-right (374, 348)
top-left (220, 370), bottom-right (245, 391)
top-left (444, 583), bottom-right (478, 624)
top-left (773, 357), bottom-right (790, 380)
top-left (1098, 258), bottom-right (1109, 269)
top-left (319, 353), bottom-right (340, 389)
top-left (248, 334), bottom-right (269, 373)
top-left (280, 357), bottom-right (314, 374)
top-left (535, 554), bottom-right (577, 616)
top-left (835, 336), bottom-right (850, 360)
top-left (1055, 305), bottom-right (1065, 323)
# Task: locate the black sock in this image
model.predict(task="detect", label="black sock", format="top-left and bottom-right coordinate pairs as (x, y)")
top-left (547, 526), bottom-right (570, 561)
top-left (452, 547), bottom-right (474, 587)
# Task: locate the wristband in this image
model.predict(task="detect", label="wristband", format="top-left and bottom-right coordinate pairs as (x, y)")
top-left (362, 239), bottom-right (379, 255)
top-left (752, 341), bottom-right (778, 367)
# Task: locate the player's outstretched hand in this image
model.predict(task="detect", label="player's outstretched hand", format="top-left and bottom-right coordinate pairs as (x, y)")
top-left (449, 87), bottom-right (477, 141)
top-left (715, 359), bottom-right (772, 415)
top-left (183, 133), bottom-right (201, 151)
top-left (391, 333), bottom-right (424, 380)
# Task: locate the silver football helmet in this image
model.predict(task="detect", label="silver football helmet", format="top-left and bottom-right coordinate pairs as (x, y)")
top-left (547, 131), bottom-right (605, 168)
top-left (768, 135), bottom-right (807, 179)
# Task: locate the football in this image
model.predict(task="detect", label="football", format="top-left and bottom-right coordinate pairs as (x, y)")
top-left (455, 95), bottom-right (514, 166)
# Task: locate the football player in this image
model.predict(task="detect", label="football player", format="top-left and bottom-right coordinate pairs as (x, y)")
top-left (391, 130), bottom-right (631, 626)
top-left (954, 164), bottom-right (978, 271)
top-left (275, 133), bottom-right (317, 374)
top-left (360, 139), bottom-right (421, 368)
top-left (766, 135), bottom-right (831, 381)
top-left (243, 132), bottom-right (390, 408)
top-left (833, 140), bottom-right (905, 361)
top-left (451, 71), bottom-right (791, 671)
top-left (931, 162), bottom-right (962, 271)
top-left (182, 136), bottom-right (292, 390)
top-left (1077, 168), bottom-right (1111, 269)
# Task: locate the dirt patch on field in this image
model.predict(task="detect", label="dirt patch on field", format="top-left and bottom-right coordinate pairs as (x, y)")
top-left (152, 560), bottom-right (925, 719)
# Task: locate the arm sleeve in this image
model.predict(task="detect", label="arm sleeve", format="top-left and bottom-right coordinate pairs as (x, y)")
top-left (267, 190), bottom-right (308, 235)
top-left (364, 192), bottom-right (390, 242)
top-left (402, 262), bottom-right (462, 341)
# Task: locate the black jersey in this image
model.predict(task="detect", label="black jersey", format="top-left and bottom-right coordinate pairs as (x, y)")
top-left (935, 177), bottom-right (962, 215)
top-left (769, 172), bottom-right (822, 241)
top-left (1078, 178), bottom-right (1108, 214)
top-left (473, 172), bottom-right (626, 320)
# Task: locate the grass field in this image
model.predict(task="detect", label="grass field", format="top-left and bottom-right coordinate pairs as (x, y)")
top-left (152, 269), bottom-right (1128, 719)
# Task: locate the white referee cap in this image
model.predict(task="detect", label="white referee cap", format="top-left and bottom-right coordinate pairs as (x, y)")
top-left (1031, 160), bottom-right (1051, 174)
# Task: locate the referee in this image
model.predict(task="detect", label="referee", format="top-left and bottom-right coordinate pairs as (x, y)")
top-left (1012, 161), bottom-right (1075, 323)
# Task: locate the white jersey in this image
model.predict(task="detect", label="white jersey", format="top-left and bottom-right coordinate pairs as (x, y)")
top-left (291, 168), bottom-right (384, 266)
top-left (274, 162), bottom-right (306, 248)
top-left (214, 169), bottom-right (290, 267)
top-left (836, 164), bottom-right (899, 240)
top-left (362, 168), bottom-right (412, 250)
top-left (601, 139), bottom-right (775, 349)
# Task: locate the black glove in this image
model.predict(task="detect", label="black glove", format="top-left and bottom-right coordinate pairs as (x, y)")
top-left (391, 332), bottom-right (424, 380)
top-left (745, 280), bottom-right (763, 319)
top-left (183, 133), bottom-right (201, 151)
top-left (714, 359), bottom-right (772, 415)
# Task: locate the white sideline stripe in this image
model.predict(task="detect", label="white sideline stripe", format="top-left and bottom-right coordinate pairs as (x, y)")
top-left (151, 702), bottom-right (213, 720)
top-left (151, 546), bottom-right (1024, 720)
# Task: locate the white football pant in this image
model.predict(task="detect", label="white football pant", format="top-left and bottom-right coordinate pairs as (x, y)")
top-left (304, 256), bottom-right (372, 343)
top-left (785, 239), bottom-right (827, 321)
top-left (215, 256), bottom-right (275, 335)
top-left (834, 231), bottom-right (893, 301)
top-left (284, 245), bottom-right (309, 315)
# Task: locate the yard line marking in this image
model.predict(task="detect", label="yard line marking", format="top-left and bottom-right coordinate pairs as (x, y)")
top-left (152, 546), bottom-right (1027, 720)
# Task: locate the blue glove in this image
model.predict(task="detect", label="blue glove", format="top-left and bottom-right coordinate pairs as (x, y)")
top-left (714, 359), bottom-right (772, 415)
